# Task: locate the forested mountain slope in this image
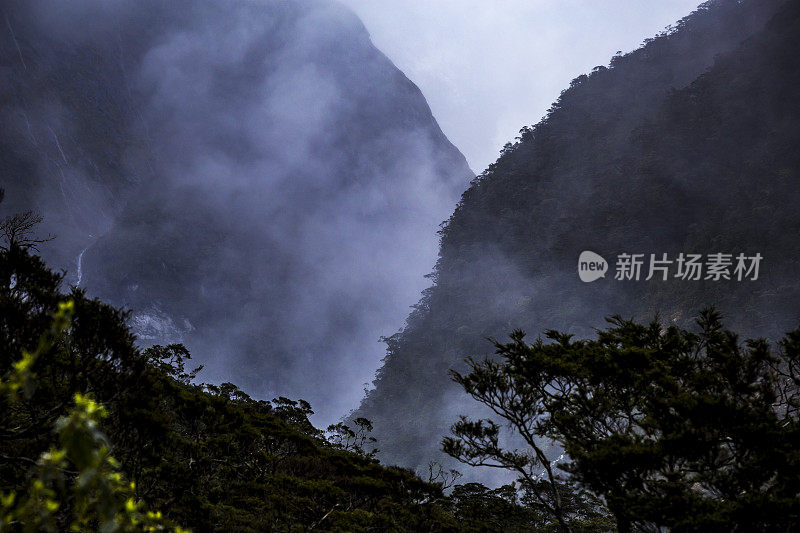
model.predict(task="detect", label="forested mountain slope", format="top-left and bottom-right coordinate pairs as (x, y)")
top-left (5, 244), bottom-right (614, 531)
top-left (356, 0), bottom-right (800, 471)
top-left (0, 0), bottom-right (471, 422)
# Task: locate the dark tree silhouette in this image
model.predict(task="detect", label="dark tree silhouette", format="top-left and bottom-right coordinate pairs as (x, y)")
top-left (446, 310), bottom-right (800, 531)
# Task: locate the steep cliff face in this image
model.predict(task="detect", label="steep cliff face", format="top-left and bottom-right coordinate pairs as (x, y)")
top-left (356, 0), bottom-right (799, 472)
top-left (0, 0), bottom-right (471, 422)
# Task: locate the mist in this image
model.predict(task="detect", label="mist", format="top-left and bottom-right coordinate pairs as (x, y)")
top-left (339, 0), bottom-right (701, 172)
top-left (0, 0), bottom-right (757, 433)
top-left (3, 1), bottom-right (798, 528)
top-left (1, 0), bottom-right (470, 426)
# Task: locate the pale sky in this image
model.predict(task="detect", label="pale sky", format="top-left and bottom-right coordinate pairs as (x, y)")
top-left (339, 0), bottom-right (702, 173)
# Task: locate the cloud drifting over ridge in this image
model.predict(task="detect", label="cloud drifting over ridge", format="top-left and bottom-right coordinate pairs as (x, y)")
top-left (1, 0), bottom-right (471, 425)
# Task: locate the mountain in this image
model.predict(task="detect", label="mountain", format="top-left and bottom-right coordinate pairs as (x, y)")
top-left (0, 0), bottom-right (471, 422)
top-left (354, 0), bottom-right (800, 473)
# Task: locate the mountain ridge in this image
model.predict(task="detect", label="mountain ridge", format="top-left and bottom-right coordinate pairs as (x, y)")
top-left (354, 0), bottom-right (799, 474)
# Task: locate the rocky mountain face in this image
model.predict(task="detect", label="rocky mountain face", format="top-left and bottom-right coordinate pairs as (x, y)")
top-left (355, 0), bottom-right (800, 474)
top-left (0, 0), bottom-right (471, 422)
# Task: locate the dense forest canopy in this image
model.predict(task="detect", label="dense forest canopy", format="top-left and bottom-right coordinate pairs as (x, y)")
top-left (0, 210), bottom-right (627, 530)
top-left (0, 237), bottom-right (512, 531)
